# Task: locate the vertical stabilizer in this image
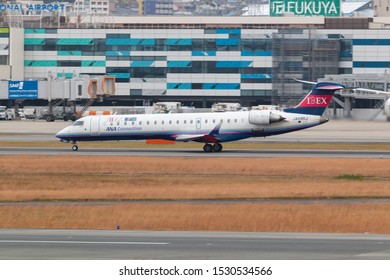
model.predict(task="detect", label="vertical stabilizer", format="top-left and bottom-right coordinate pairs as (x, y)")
top-left (284, 82), bottom-right (344, 116)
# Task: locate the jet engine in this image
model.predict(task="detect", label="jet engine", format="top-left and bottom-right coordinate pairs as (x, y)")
top-left (249, 110), bottom-right (285, 125)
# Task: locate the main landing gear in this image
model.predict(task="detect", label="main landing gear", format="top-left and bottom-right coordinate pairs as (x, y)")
top-left (203, 143), bottom-right (223, 153)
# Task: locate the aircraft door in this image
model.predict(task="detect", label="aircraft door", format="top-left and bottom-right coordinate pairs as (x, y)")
top-left (196, 118), bottom-right (201, 130)
top-left (90, 116), bottom-right (101, 136)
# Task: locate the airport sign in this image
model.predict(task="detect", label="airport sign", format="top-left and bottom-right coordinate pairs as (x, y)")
top-left (270, 0), bottom-right (340, 17)
top-left (8, 81), bottom-right (38, 99)
top-left (0, 3), bottom-right (65, 13)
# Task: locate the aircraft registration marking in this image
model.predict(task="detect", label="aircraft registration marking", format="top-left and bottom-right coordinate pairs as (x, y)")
top-left (293, 116), bottom-right (308, 121)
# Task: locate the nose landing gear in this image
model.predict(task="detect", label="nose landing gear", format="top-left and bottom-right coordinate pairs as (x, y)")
top-left (71, 141), bottom-right (78, 151)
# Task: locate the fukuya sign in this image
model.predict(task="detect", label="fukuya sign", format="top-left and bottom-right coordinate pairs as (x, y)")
top-left (270, 0), bottom-right (340, 17)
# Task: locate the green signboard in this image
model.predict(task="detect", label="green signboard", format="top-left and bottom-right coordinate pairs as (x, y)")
top-left (0, 28), bottom-right (9, 34)
top-left (270, 0), bottom-right (340, 17)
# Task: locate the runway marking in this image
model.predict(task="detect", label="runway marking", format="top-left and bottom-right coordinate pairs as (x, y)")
top-left (355, 250), bottom-right (390, 258)
top-left (0, 240), bottom-right (169, 245)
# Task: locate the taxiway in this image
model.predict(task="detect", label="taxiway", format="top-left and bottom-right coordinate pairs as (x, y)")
top-left (1, 229), bottom-right (390, 260)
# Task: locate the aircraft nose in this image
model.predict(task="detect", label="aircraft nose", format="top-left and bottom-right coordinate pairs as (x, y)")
top-left (56, 127), bottom-right (70, 139)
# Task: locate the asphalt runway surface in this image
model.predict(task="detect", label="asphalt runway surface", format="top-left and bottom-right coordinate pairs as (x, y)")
top-left (1, 229), bottom-right (390, 260)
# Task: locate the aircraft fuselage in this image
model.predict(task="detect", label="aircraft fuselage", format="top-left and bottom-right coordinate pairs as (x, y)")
top-left (56, 110), bottom-right (327, 144)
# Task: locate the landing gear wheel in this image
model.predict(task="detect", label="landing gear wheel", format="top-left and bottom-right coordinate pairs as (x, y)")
top-left (203, 143), bottom-right (213, 152)
top-left (213, 143), bottom-right (223, 152)
top-left (70, 114), bottom-right (78, 121)
top-left (44, 114), bottom-right (55, 122)
top-left (72, 145), bottom-right (78, 151)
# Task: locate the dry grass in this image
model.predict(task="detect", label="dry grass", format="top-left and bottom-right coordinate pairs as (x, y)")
top-left (1, 173), bottom-right (390, 201)
top-left (1, 155), bottom-right (390, 233)
top-left (1, 203), bottom-right (390, 233)
top-left (1, 156), bottom-right (389, 201)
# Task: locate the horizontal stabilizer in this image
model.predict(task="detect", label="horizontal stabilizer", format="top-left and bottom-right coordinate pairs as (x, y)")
top-left (293, 78), bottom-right (316, 85)
top-left (316, 85), bottom-right (344, 91)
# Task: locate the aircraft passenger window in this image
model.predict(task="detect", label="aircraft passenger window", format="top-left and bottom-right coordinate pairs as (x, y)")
top-left (184, 120), bottom-right (187, 124)
top-left (139, 121), bottom-right (142, 125)
top-left (124, 122), bottom-right (127, 126)
top-left (169, 120), bottom-right (172, 125)
top-left (72, 121), bottom-right (84, 126)
top-left (227, 119), bottom-right (230, 123)
top-left (176, 120), bottom-right (179, 124)
top-left (147, 121), bottom-right (150, 125)
top-left (234, 119), bottom-right (237, 123)
top-left (132, 122), bottom-right (135, 125)
top-left (154, 120), bottom-right (157, 125)
top-left (205, 120), bottom-right (208, 124)
top-left (190, 120), bottom-right (193, 124)
top-left (162, 121), bottom-right (164, 125)
top-left (117, 122), bottom-right (120, 125)
top-left (213, 119), bottom-right (216, 123)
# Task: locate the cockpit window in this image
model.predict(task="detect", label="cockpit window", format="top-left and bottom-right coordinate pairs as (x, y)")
top-left (72, 121), bottom-right (84, 126)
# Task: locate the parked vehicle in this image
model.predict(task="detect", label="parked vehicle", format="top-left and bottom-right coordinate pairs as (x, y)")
top-left (37, 107), bottom-right (78, 122)
top-left (0, 106), bottom-right (15, 120)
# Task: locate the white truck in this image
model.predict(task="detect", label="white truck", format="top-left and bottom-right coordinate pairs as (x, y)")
top-left (0, 106), bottom-right (15, 120)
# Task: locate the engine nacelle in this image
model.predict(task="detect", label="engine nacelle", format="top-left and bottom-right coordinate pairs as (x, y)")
top-left (249, 110), bottom-right (285, 125)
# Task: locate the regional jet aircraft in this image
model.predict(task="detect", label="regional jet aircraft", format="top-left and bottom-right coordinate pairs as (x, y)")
top-left (56, 81), bottom-right (344, 152)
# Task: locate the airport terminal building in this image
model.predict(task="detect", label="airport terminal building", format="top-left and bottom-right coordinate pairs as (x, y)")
top-left (2, 15), bottom-right (390, 108)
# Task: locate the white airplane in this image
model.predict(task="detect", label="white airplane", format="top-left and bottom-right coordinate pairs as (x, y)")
top-left (352, 88), bottom-right (390, 121)
top-left (56, 81), bottom-right (345, 152)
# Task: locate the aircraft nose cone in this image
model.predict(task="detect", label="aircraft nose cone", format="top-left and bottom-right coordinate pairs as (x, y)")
top-left (56, 127), bottom-right (69, 139)
top-left (319, 116), bottom-right (329, 124)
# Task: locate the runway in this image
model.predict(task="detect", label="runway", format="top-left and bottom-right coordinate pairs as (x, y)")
top-left (1, 229), bottom-right (390, 260)
top-left (0, 146), bottom-right (389, 158)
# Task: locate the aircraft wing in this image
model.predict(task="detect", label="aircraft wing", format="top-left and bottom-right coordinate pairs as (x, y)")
top-left (173, 120), bottom-right (223, 143)
top-left (174, 134), bottom-right (210, 141)
top-left (353, 88), bottom-right (390, 96)
top-left (174, 134), bottom-right (220, 142)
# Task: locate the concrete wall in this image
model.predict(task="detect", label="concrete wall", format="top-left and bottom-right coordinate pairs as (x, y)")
top-left (9, 28), bottom-right (24, 80)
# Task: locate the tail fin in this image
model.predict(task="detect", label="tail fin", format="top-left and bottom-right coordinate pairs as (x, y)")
top-left (284, 82), bottom-right (344, 116)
